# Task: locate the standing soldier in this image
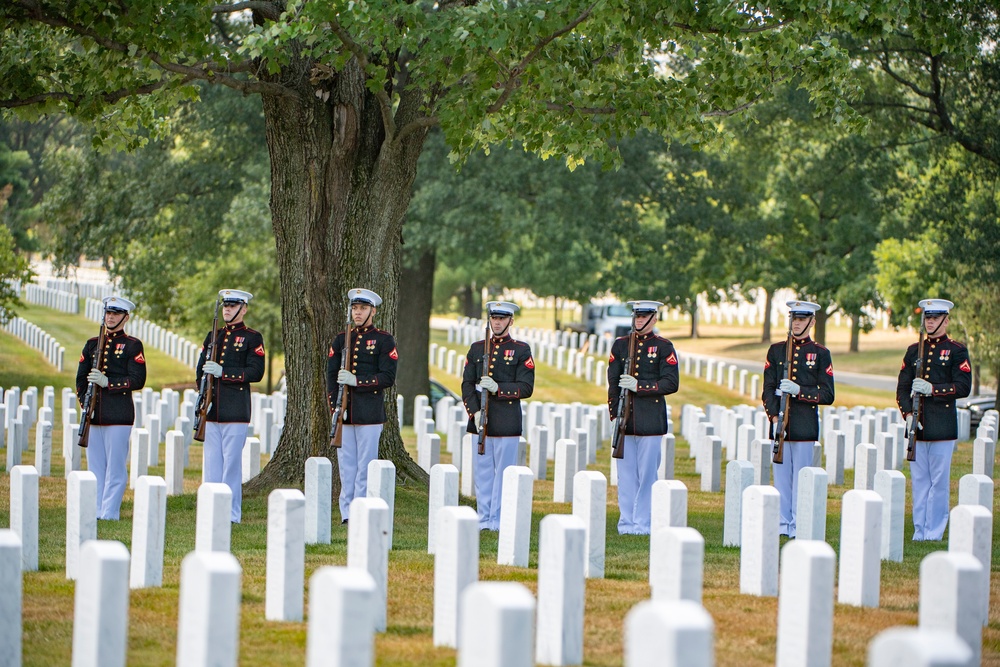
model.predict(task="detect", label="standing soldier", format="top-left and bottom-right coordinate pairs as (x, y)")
top-left (76, 296), bottom-right (146, 521)
top-left (327, 288), bottom-right (398, 525)
top-left (896, 298), bottom-right (971, 541)
top-left (462, 301), bottom-right (534, 531)
top-left (762, 300), bottom-right (835, 539)
top-left (196, 289), bottom-right (265, 523)
top-left (608, 300), bottom-right (679, 535)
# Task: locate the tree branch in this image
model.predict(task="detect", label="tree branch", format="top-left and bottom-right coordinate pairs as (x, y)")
top-left (211, 1), bottom-right (282, 21)
top-left (395, 116), bottom-right (439, 145)
top-left (486, 1), bottom-right (601, 114)
top-left (703, 94), bottom-right (765, 118)
top-left (13, 0), bottom-right (295, 99)
top-left (876, 41), bottom-right (932, 99)
top-left (0, 76), bottom-right (196, 109)
top-left (326, 16), bottom-right (397, 139)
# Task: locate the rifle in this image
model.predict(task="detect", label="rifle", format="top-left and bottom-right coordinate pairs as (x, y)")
top-left (906, 316), bottom-right (926, 462)
top-left (193, 298), bottom-right (222, 442)
top-left (612, 314), bottom-right (638, 459)
top-left (477, 318), bottom-right (491, 455)
top-left (77, 319), bottom-right (107, 448)
top-left (772, 314), bottom-right (794, 464)
top-left (329, 304), bottom-right (353, 448)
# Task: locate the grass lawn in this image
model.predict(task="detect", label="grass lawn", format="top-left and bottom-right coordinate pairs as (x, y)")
top-left (2, 422), bottom-right (998, 666)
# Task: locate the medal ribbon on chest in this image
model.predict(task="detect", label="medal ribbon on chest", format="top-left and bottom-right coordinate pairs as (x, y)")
top-left (806, 352), bottom-right (816, 367)
top-left (234, 336), bottom-right (245, 349)
top-left (939, 349), bottom-right (950, 362)
top-left (114, 343), bottom-right (126, 357)
top-left (504, 349), bottom-right (515, 362)
top-left (647, 346), bottom-right (657, 359)
top-left (366, 338), bottom-right (376, 351)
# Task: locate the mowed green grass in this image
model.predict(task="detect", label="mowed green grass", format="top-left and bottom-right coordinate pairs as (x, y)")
top-left (2, 422), bottom-right (999, 666)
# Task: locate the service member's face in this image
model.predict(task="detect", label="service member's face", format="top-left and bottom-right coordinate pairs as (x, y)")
top-left (352, 303), bottom-right (374, 326)
top-left (635, 312), bottom-right (656, 334)
top-left (489, 314), bottom-right (512, 336)
top-left (791, 315), bottom-right (813, 338)
top-left (223, 302), bottom-right (245, 324)
top-left (925, 313), bottom-right (948, 335)
top-left (104, 310), bottom-right (128, 331)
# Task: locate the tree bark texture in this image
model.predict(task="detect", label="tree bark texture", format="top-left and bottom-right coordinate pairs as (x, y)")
top-left (689, 302), bottom-right (699, 339)
top-left (245, 57), bottom-right (430, 495)
top-left (814, 309), bottom-right (828, 346)
top-left (397, 248), bottom-right (435, 425)
top-left (849, 314), bottom-right (860, 353)
top-left (760, 289), bottom-right (773, 344)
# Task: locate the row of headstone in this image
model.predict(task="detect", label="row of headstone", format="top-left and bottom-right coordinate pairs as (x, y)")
top-left (0, 317), bottom-right (66, 370)
top-left (36, 275), bottom-right (117, 301)
top-left (20, 282), bottom-right (80, 313)
top-left (679, 354), bottom-right (762, 399)
top-left (85, 297), bottom-right (201, 369)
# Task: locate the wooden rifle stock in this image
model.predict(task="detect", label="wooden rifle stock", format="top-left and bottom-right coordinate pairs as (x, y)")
top-left (330, 306), bottom-right (353, 448)
top-left (477, 319), bottom-right (491, 455)
top-left (77, 321), bottom-right (107, 448)
top-left (772, 317), bottom-right (794, 464)
top-left (193, 299), bottom-right (222, 442)
top-left (612, 319), bottom-right (638, 459)
top-left (906, 321), bottom-right (926, 462)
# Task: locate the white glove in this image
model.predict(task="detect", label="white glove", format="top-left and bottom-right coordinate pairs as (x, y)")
top-left (203, 361), bottom-right (223, 377)
top-left (474, 412), bottom-right (483, 430)
top-left (87, 369), bottom-right (109, 388)
top-left (619, 374), bottom-right (638, 392)
top-left (479, 376), bottom-right (498, 394)
top-left (912, 378), bottom-right (933, 395)
top-left (338, 369), bottom-right (358, 386)
top-left (905, 413), bottom-right (914, 433)
top-left (779, 379), bottom-right (800, 396)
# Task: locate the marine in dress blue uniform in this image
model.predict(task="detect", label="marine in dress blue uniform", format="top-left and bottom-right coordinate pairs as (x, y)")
top-left (461, 301), bottom-right (535, 531)
top-left (76, 296), bottom-right (146, 521)
top-left (761, 300), bottom-right (835, 538)
top-left (895, 298), bottom-right (972, 541)
top-left (607, 300), bottom-right (679, 535)
top-left (327, 288), bottom-right (398, 523)
top-left (196, 289), bottom-right (265, 523)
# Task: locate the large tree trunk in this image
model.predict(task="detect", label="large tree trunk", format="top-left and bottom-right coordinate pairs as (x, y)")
top-left (849, 314), bottom-right (860, 353)
top-left (396, 248), bottom-right (435, 425)
top-left (760, 288), bottom-right (773, 344)
top-left (814, 309), bottom-right (829, 346)
top-left (246, 58), bottom-right (430, 496)
top-left (689, 302), bottom-right (699, 339)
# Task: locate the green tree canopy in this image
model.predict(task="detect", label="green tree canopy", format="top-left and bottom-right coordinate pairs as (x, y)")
top-left (2, 0), bottom-right (922, 487)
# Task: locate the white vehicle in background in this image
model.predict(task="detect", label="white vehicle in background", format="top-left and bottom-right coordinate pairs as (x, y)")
top-left (584, 302), bottom-right (634, 339)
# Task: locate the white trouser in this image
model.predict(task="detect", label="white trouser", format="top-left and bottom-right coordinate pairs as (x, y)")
top-left (616, 434), bottom-right (662, 535)
top-left (910, 440), bottom-right (955, 541)
top-left (204, 422), bottom-right (249, 523)
top-left (473, 435), bottom-right (520, 531)
top-left (86, 425), bottom-right (132, 521)
top-left (338, 424), bottom-right (383, 521)
top-left (772, 440), bottom-right (815, 538)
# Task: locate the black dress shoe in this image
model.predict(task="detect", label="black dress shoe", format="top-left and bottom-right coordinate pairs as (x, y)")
top-left (341, 519), bottom-right (349, 525)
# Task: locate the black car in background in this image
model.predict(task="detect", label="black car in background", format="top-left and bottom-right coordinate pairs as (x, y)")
top-left (957, 395), bottom-right (996, 429)
top-left (429, 378), bottom-right (461, 405)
